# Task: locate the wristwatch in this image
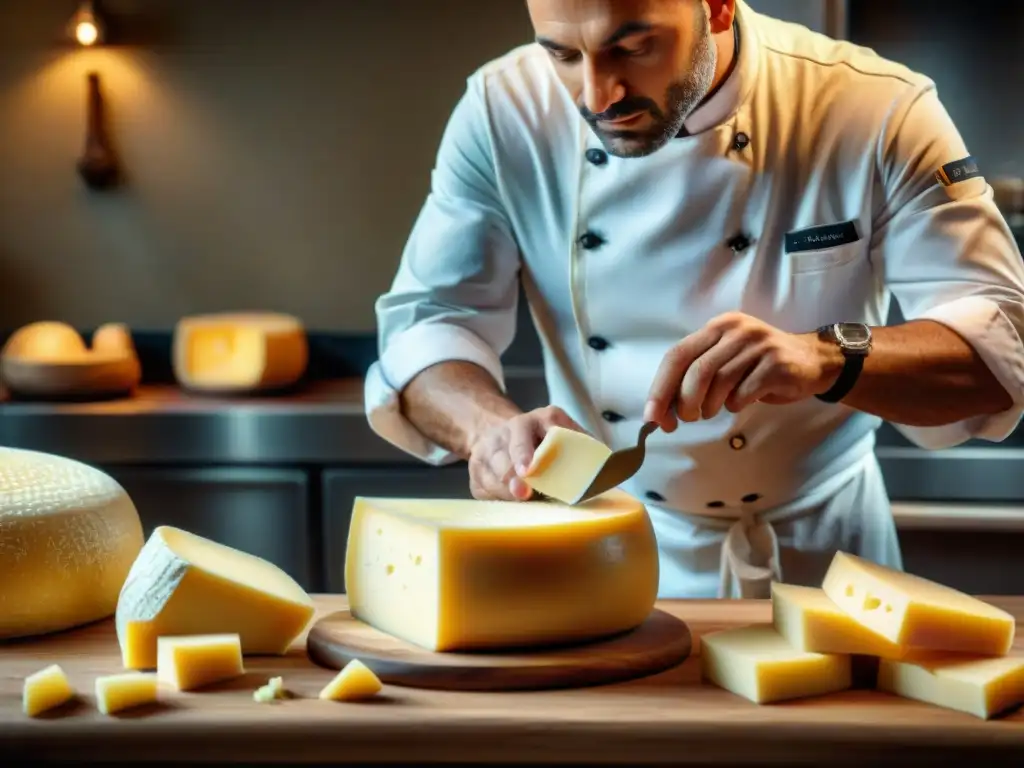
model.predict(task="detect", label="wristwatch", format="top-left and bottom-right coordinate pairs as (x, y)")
top-left (815, 322), bottom-right (872, 403)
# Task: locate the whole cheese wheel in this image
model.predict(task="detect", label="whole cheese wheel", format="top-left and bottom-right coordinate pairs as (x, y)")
top-left (0, 447), bottom-right (145, 640)
top-left (172, 312), bottom-right (308, 393)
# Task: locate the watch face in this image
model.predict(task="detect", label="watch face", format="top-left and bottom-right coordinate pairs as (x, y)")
top-left (836, 323), bottom-right (872, 349)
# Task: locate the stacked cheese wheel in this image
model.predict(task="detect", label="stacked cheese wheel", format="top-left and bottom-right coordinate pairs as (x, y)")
top-left (701, 552), bottom-right (1024, 719)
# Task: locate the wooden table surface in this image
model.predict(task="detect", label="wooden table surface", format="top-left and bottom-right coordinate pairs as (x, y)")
top-left (3, 596), bottom-right (1024, 765)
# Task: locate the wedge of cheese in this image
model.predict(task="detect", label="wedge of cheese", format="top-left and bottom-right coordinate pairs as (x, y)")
top-left (345, 489), bottom-right (659, 651)
top-left (115, 526), bottom-right (316, 669)
top-left (157, 633), bottom-right (245, 691)
top-left (701, 625), bottom-right (852, 704)
top-left (821, 552), bottom-right (1015, 655)
top-left (22, 664), bottom-right (76, 717)
top-left (878, 653), bottom-right (1024, 719)
top-left (523, 426), bottom-right (612, 504)
top-left (319, 659), bottom-right (382, 702)
top-left (771, 582), bottom-right (907, 658)
top-left (95, 672), bottom-right (158, 715)
top-left (172, 312), bottom-right (308, 393)
top-left (0, 447), bottom-right (145, 640)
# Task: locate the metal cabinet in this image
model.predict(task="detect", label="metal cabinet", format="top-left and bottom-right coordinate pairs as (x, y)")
top-left (321, 465), bottom-right (474, 593)
top-left (104, 466), bottom-right (316, 591)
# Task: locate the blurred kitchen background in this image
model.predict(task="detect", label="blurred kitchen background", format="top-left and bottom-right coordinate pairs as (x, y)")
top-left (1, 0), bottom-right (1023, 595)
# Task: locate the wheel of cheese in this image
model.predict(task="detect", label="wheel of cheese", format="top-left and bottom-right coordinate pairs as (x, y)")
top-left (0, 447), bottom-right (145, 640)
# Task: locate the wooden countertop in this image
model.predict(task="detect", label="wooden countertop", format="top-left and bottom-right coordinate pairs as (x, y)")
top-left (4, 597), bottom-right (1024, 765)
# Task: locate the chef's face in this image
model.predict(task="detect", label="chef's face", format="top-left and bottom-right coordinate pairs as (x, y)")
top-left (527, 0), bottom-right (721, 157)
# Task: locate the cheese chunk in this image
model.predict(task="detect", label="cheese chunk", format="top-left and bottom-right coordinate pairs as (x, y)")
top-left (524, 426), bottom-right (612, 504)
top-left (157, 633), bottom-right (244, 691)
top-left (172, 312), bottom-right (308, 393)
top-left (22, 664), bottom-right (75, 717)
top-left (1, 321), bottom-right (87, 361)
top-left (345, 490), bottom-right (659, 651)
top-left (115, 525), bottom-right (315, 669)
top-left (319, 659), bottom-right (382, 701)
top-left (772, 582), bottom-right (907, 658)
top-left (0, 447), bottom-right (145, 640)
top-left (95, 672), bottom-right (158, 715)
top-left (253, 676), bottom-right (286, 703)
top-left (821, 552), bottom-right (1014, 655)
top-left (878, 653), bottom-right (1024, 719)
top-left (701, 625), bottom-right (852, 704)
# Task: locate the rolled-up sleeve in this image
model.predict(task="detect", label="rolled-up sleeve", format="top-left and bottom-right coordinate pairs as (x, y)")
top-left (364, 73), bottom-right (521, 465)
top-left (871, 84), bottom-right (1024, 449)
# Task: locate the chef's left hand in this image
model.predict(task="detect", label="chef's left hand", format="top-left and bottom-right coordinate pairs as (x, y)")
top-left (643, 312), bottom-right (841, 432)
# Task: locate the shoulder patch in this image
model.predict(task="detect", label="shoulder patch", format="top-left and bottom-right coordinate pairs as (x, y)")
top-left (935, 156), bottom-right (981, 187)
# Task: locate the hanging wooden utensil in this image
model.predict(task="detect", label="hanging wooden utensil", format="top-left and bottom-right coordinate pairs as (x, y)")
top-left (76, 71), bottom-right (119, 189)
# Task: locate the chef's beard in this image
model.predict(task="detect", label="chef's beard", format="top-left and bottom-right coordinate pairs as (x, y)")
top-left (581, 9), bottom-right (718, 158)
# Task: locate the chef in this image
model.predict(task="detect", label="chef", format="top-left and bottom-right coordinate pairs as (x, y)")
top-left (363, 0), bottom-right (1024, 599)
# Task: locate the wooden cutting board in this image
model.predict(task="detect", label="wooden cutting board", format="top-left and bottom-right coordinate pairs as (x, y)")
top-left (306, 608), bottom-right (691, 691)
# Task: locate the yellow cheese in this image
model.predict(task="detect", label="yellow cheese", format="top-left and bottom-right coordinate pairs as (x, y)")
top-left (22, 664), bottom-right (76, 717)
top-left (172, 312), bottom-right (308, 393)
top-left (253, 676), bottom-right (286, 703)
top-left (157, 633), bottom-right (245, 691)
top-left (0, 447), bottom-right (145, 640)
top-left (115, 525), bottom-right (315, 669)
top-left (701, 625), bottom-right (852, 704)
top-left (1, 321), bottom-right (88, 361)
top-left (523, 426), bottom-right (612, 504)
top-left (95, 672), bottom-right (158, 715)
top-left (878, 653), bottom-right (1024, 719)
top-left (345, 489), bottom-right (659, 651)
top-left (821, 551), bottom-right (1014, 655)
top-left (319, 659), bottom-right (382, 701)
top-left (771, 582), bottom-right (907, 658)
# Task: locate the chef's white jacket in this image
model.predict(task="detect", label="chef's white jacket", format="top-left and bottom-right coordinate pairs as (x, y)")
top-left (364, 1), bottom-right (1024, 598)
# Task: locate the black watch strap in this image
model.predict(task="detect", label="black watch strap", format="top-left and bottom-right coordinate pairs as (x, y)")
top-left (816, 353), bottom-right (864, 403)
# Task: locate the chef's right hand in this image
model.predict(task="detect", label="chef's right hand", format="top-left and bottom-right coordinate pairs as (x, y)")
top-left (467, 406), bottom-right (586, 501)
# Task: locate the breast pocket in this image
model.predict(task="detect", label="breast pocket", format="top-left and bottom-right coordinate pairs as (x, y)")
top-left (782, 220), bottom-right (873, 330)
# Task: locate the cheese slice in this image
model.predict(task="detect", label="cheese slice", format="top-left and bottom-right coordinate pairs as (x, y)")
top-left (821, 551), bottom-right (1015, 655)
top-left (172, 312), bottom-right (308, 393)
top-left (0, 447), bottom-right (145, 640)
top-left (523, 426), bottom-right (612, 504)
top-left (771, 582), bottom-right (907, 658)
top-left (23, 664), bottom-right (76, 717)
top-left (701, 625), bottom-right (852, 704)
top-left (345, 489), bottom-right (659, 651)
top-left (95, 672), bottom-right (158, 715)
top-left (877, 653), bottom-right (1024, 719)
top-left (157, 633), bottom-right (245, 691)
top-left (319, 659), bottom-right (382, 701)
top-left (115, 525), bottom-right (315, 669)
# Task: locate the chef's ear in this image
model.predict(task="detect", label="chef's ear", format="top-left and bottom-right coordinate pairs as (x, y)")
top-left (702, 0), bottom-right (737, 34)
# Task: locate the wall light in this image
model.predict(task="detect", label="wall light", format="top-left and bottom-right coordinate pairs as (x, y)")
top-left (69, 0), bottom-right (104, 47)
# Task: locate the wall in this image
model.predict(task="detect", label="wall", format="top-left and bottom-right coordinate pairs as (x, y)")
top-left (0, 0), bottom-right (534, 331)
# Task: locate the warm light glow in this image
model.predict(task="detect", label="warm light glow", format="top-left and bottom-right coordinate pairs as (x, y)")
top-left (75, 21), bottom-right (99, 46)
top-left (70, 2), bottom-right (103, 46)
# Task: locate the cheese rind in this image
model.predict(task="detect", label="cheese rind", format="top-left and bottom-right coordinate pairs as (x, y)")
top-left (523, 426), bottom-right (612, 504)
top-left (157, 633), bottom-right (245, 691)
top-left (701, 625), bottom-right (852, 704)
top-left (95, 672), bottom-right (158, 715)
top-left (172, 312), bottom-right (308, 393)
top-left (878, 653), bottom-right (1024, 719)
top-left (0, 447), bottom-right (145, 640)
top-left (22, 664), bottom-right (75, 717)
top-left (115, 525), bottom-right (315, 669)
top-left (771, 582), bottom-right (907, 658)
top-left (345, 490), bottom-right (659, 651)
top-left (821, 552), bottom-right (1015, 655)
top-left (319, 659), bottom-right (382, 701)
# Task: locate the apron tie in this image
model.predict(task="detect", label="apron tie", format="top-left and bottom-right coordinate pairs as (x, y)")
top-left (718, 508), bottom-right (782, 599)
